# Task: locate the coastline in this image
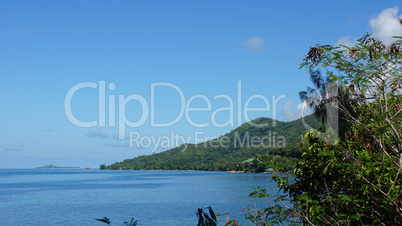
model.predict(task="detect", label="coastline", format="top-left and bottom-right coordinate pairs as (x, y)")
top-left (226, 170), bottom-right (292, 174)
top-left (100, 168), bottom-right (293, 174)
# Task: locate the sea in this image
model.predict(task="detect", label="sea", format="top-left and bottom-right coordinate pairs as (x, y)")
top-left (0, 169), bottom-right (282, 225)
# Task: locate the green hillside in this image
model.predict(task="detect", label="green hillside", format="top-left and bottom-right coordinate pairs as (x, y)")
top-left (103, 115), bottom-right (319, 172)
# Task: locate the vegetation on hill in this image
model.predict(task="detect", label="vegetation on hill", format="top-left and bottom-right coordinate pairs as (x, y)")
top-left (102, 115), bottom-right (319, 172)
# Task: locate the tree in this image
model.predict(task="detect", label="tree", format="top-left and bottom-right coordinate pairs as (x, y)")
top-left (289, 34), bottom-right (402, 224)
top-left (247, 34), bottom-right (402, 225)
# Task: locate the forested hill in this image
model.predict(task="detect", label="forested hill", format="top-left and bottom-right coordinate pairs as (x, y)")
top-left (103, 115), bottom-right (319, 172)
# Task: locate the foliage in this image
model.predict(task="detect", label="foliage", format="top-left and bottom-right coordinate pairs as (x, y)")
top-left (257, 34), bottom-right (402, 225)
top-left (196, 206), bottom-right (218, 226)
top-left (96, 217), bottom-right (111, 225)
top-left (123, 218), bottom-right (138, 226)
top-left (102, 115), bottom-right (319, 172)
top-left (197, 206), bottom-right (239, 226)
top-left (242, 34), bottom-right (402, 225)
top-left (285, 130), bottom-right (401, 225)
top-left (96, 217), bottom-right (138, 226)
top-left (243, 185), bottom-right (296, 225)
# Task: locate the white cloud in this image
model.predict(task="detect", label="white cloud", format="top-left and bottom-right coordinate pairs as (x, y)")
top-left (335, 36), bottom-right (356, 48)
top-left (369, 6), bottom-right (402, 45)
top-left (281, 100), bottom-right (314, 122)
top-left (245, 37), bottom-right (264, 51)
top-left (335, 7), bottom-right (402, 47)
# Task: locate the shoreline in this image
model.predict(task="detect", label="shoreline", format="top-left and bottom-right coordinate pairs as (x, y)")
top-left (226, 170), bottom-right (292, 174)
top-left (100, 168), bottom-right (293, 174)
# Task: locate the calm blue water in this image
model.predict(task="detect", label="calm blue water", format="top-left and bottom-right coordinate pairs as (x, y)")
top-left (0, 169), bottom-right (280, 225)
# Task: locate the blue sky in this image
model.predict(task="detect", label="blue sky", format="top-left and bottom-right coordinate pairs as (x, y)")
top-left (0, 1), bottom-right (401, 168)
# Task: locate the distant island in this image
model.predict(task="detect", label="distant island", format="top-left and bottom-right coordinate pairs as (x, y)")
top-left (36, 165), bottom-right (80, 169)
